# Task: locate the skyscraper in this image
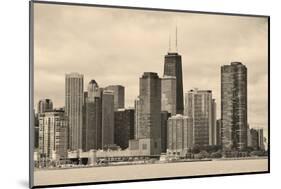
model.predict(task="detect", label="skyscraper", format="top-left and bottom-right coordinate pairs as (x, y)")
top-left (184, 89), bottom-right (214, 146)
top-left (167, 114), bottom-right (193, 157)
top-left (248, 128), bottom-right (259, 150)
top-left (37, 99), bottom-right (53, 114)
top-left (101, 90), bottom-right (115, 148)
top-left (211, 99), bottom-right (217, 145)
top-left (216, 119), bottom-right (222, 146)
top-left (161, 111), bottom-right (171, 153)
top-left (221, 62), bottom-right (247, 151)
top-left (163, 52), bottom-right (184, 115)
top-left (134, 97), bottom-right (140, 140)
top-left (161, 76), bottom-right (177, 115)
top-left (84, 80), bottom-right (102, 151)
top-left (82, 91), bottom-right (88, 151)
top-left (257, 128), bottom-right (265, 150)
top-left (114, 108), bottom-right (135, 149)
top-left (137, 72), bottom-right (162, 155)
top-left (105, 85), bottom-right (125, 111)
top-left (65, 73), bottom-right (84, 151)
top-left (38, 110), bottom-right (68, 161)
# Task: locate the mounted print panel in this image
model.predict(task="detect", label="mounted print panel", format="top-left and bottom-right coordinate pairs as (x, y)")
top-left (30, 1), bottom-right (269, 188)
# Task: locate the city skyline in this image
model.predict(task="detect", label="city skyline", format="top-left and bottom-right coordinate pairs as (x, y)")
top-left (34, 3), bottom-right (268, 134)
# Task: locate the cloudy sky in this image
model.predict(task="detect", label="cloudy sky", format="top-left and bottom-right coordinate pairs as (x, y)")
top-left (34, 3), bottom-right (268, 132)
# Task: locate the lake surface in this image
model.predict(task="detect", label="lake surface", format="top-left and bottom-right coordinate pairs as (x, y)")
top-left (34, 158), bottom-right (268, 186)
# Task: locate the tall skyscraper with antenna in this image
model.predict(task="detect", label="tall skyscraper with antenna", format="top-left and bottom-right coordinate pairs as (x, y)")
top-left (163, 27), bottom-right (184, 115)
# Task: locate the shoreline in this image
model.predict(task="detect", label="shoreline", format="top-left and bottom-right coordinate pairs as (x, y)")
top-left (34, 158), bottom-right (268, 186)
top-left (34, 156), bottom-right (268, 172)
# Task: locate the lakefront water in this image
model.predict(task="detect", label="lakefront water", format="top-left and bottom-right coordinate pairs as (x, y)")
top-left (34, 158), bottom-right (268, 186)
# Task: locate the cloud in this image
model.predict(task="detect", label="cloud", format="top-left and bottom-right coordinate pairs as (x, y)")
top-left (34, 3), bottom-right (268, 129)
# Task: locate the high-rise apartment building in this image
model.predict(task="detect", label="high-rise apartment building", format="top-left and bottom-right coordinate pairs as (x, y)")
top-left (136, 72), bottom-right (162, 155)
top-left (216, 119), bottom-right (222, 146)
top-left (101, 90), bottom-right (115, 148)
top-left (221, 62), bottom-right (247, 151)
top-left (65, 73), bottom-right (84, 151)
top-left (37, 99), bottom-right (53, 114)
top-left (248, 128), bottom-right (265, 150)
top-left (84, 80), bottom-right (102, 151)
top-left (114, 108), bottom-right (135, 149)
top-left (211, 99), bottom-right (217, 145)
top-left (185, 89), bottom-right (214, 146)
top-left (257, 128), bottom-right (265, 150)
top-left (105, 85), bottom-right (125, 111)
top-left (134, 97), bottom-right (140, 140)
top-left (161, 76), bottom-right (177, 115)
top-left (161, 111), bottom-right (171, 153)
top-left (167, 114), bottom-right (193, 157)
top-left (38, 110), bottom-right (68, 161)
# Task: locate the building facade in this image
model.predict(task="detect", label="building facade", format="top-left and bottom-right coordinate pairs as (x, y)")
top-left (38, 111), bottom-right (68, 161)
top-left (167, 114), bottom-right (193, 157)
top-left (211, 99), bottom-right (217, 145)
top-left (248, 128), bottom-right (265, 150)
top-left (84, 80), bottom-right (102, 151)
top-left (101, 90), bottom-right (115, 148)
top-left (65, 73), bottom-right (84, 151)
top-left (114, 108), bottom-right (135, 149)
top-left (105, 85), bottom-right (125, 111)
top-left (136, 72), bottom-right (162, 155)
top-left (184, 89), bottom-right (214, 146)
top-left (134, 97), bottom-right (140, 140)
top-left (37, 99), bottom-right (53, 114)
top-left (221, 62), bottom-right (247, 151)
top-left (216, 119), bottom-right (222, 146)
top-left (164, 52), bottom-right (184, 115)
top-left (161, 75), bottom-right (177, 115)
top-left (161, 111), bottom-right (171, 153)
top-left (257, 128), bottom-right (265, 150)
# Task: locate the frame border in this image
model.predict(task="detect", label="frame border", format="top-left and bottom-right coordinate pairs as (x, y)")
top-left (29, 0), bottom-right (270, 188)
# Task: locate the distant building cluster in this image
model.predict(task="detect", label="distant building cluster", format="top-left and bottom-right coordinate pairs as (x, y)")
top-left (34, 43), bottom-right (266, 165)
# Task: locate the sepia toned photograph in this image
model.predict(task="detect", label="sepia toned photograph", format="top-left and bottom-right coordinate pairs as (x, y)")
top-left (30, 1), bottom-right (269, 188)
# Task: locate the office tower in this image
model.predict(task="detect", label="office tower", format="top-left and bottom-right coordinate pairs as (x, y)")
top-left (257, 128), bottom-right (265, 150)
top-left (37, 99), bottom-right (53, 114)
top-left (38, 110), bottom-right (68, 161)
top-left (249, 128), bottom-right (258, 150)
top-left (82, 91), bottom-right (88, 151)
top-left (114, 108), bottom-right (135, 149)
top-left (84, 80), bottom-right (102, 151)
top-left (161, 111), bottom-right (171, 153)
top-left (167, 114), bottom-right (193, 156)
top-left (221, 62), bottom-right (247, 151)
top-left (216, 119), bottom-right (222, 146)
top-left (163, 52), bottom-right (184, 115)
top-left (65, 73), bottom-right (84, 151)
top-left (161, 76), bottom-right (177, 115)
top-left (185, 89), bottom-right (214, 146)
top-left (105, 85), bottom-right (125, 110)
top-left (211, 99), bottom-right (217, 145)
top-left (248, 127), bottom-right (265, 150)
top-left (134, 97), bottom-right (140, 139)
top-left (101, 90), bottom-right (115, 148)
top-left (137, 72), bottom-right (162, 155)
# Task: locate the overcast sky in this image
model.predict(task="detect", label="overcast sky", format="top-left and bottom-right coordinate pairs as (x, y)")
top-left (34, 3), bottom-right (268, 133)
